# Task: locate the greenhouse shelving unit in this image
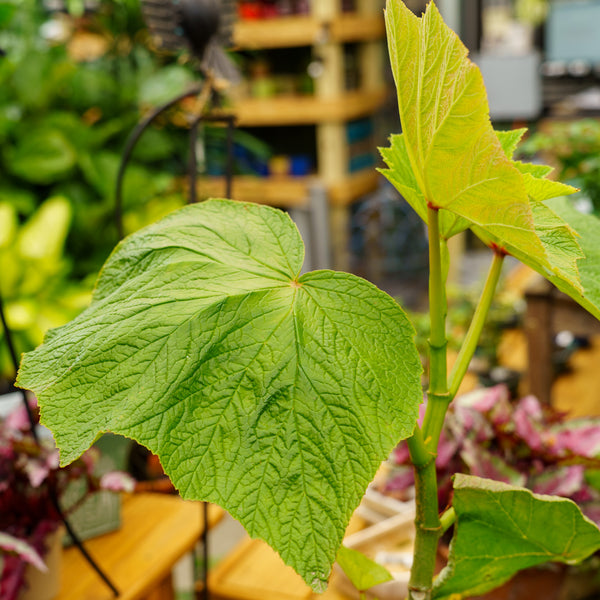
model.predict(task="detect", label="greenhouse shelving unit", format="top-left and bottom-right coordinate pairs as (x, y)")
top-left (201, 0), bottom-right (388, 270)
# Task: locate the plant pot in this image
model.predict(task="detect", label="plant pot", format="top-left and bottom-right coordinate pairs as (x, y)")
top-left (61, 483), bottom-right (121, 545)
top-left (19, 526), bottom-right (64, 600)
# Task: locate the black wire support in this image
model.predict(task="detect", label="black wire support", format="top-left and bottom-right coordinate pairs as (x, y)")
top-left (0, 287), bottom-right (120, 597)
top-left (201, 502), bottom-right (209, 600)
top-left (188, 113), bottom-right (204, 205)
top-left (0, 289), bottom-right (37, 438)
top-left (114, 76), bottom-right (236, 600)
top-left (114, 84), bottom-right (202, 238)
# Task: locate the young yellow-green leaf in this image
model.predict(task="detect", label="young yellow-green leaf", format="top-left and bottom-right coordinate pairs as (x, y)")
top-left (336, 546), bottom-right (394, 592)
top-left (496, 129), bottom-right (527, 158)
top-left (520, 171), bottom-right (576, 202)
top-left (16, 199), bottom-right (423, 592)
top-left (432, 474), bottom-right (600, 599)
top-left (383, 1), bottom-right (546, 262)
top-left (381, 0), bottom-right (586, 301)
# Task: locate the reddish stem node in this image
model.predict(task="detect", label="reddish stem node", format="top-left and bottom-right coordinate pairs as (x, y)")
top-left (491, 242), bottom-right (509, 257)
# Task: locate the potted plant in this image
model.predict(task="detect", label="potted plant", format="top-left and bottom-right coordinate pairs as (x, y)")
top-left (14, 1), bottom-right (600, 599)
top-left (0, 395), bottom-right (133, 600)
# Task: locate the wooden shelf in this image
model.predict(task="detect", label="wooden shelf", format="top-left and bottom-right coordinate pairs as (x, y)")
top-left (198, 175), bottom-right (313, 208)
top-left (221, 6), bottom-right (388, 270)
top-left (330, 14), bottom-right (386, 44)
top-left (233, 14), bottom-right (385, 50)
top-left (329, 169), bottom-right (381, 206)
top-left (234, 16), bottom-right (320, 49)
top-left (197, 169), bottom-right (381, 208)
top-left (228, 89), bottom-right (388, 127)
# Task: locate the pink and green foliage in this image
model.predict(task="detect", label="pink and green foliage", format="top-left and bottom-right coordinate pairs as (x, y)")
top-left (382, 385), bottom-right (600, 524)
top-left (0, 397), bottom-right (133, 600)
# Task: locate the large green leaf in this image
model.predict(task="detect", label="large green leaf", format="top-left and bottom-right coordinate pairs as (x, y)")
top-left (432, 474), bottom-right (600, 599)
top-left (17, 199), bottom-right (423, 591)
top-left (380, 1), bottom-right (583, 294)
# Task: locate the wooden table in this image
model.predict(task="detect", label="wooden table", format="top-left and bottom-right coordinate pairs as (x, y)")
top-left (206, 510), bottom-right (379, 600)
top-left (57, 493), bottom-right (223, 600)
top-left (208, 537), bottom-right (355, 600)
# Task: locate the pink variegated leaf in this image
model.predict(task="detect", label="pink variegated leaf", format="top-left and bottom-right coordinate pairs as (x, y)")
top-left (0, 533), bottom-right (47, 572)
top-left (546, 421), bottom-right (600, 458)
top-left (580, 504), bottom-right (600, 528)
top-left (436, 428), bottom-right (460, 469)
top-left (531, 466), bottom-right (586, 497)
top-left (5, 396), bottom-right (38, 432)
top-left (513, 396), bottom-right (544, 451)
top-left (100, 471), bottom-right (135, 493)
top-left (460, 439), bottom-right (526, 487)
top-left (382, 465), bottom-right (415, 495)
top-left (466, 385), bottom-right (507, 413)
top-left (392, 443), bottom-right (410, 465)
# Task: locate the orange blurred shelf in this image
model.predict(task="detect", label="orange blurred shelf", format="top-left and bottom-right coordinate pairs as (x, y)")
top-left (198, 169), bottom-right (381, 208)
top-left (233, 13), bottom-right (385, 49)
top-left (227, 89), bottom-right (387, 127)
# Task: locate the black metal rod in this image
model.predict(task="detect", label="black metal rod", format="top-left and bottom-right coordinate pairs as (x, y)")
top-left (0, 289), bottom-right (120, 597)
top-left (188, 114), bottom-right (204, 205)
top-left (50, 489), bottom-right (120, 597)
top-left (115, 84), bottom-right (203, 238)
top-left (202, 502), bottom-right (209, 600)
top-left (190, 113), bottom-right (236, 201)
top-left (0, 288), bottom-right (37, 438)
top-left (225, 115), bottom-right (236, 199)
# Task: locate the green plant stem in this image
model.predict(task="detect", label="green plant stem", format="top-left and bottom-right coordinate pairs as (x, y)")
top-left (447, 250), bottom-right (505, 399)
top-left (440, 507), bottom-right (456, 534)
top-left (422, 207), bottom-right (449, 453)
top-left (406, 206), bottom-right (448, 600)
top-left (407, 427), bottom-right (442, 600)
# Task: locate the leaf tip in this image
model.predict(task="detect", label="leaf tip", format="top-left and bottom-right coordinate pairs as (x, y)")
top-left (310, 572), bottom-right (329, 593)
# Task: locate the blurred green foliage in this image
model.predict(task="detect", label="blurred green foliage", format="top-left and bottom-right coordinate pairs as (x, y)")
top-left (0, 0), bottom-right (197, 277)
top-left (407, 284), bottom-right (523, 379)
top-left (0, 0), bottom-right (197, 381)
top-left (0, 197), bottom-right (93, 382)
top-left (521, 120), bottom-right (600, 216)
